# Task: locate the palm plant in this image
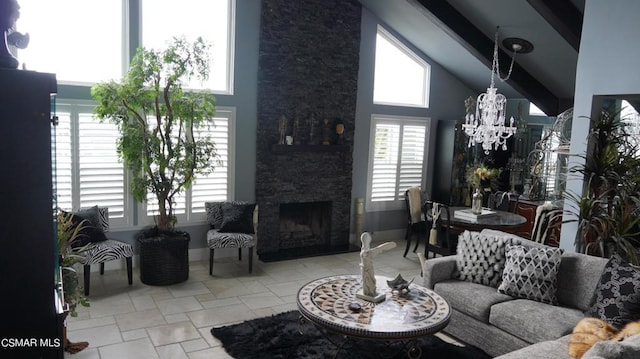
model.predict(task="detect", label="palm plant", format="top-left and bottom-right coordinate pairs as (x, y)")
top-left (57, 210), bottom-right (90, 317)
top-left (565, 108), bottom-right (640, 264)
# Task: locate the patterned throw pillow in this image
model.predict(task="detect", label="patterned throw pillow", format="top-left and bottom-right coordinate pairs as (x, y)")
top-left (219, 202), bottom-right (256, 234)
top-left (498, 244), bottom-right (563, 305)
top-left (586, 255), bottom-right (640, 329)
top-left (455, 230), bottom-right (519, 288)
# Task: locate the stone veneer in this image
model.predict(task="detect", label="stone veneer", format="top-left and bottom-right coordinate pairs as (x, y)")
top-left (255, 0), bottom-right (361, 259)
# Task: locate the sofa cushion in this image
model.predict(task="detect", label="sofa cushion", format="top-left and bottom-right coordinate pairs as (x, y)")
top-left (498, 244), bottom-right (563, 305)
top-left (490, 299), bottom-right (584, 344)
top-left (434, 280), bottom-right (513, 322)
top-left (583, 333), bottom-right (640, 359)
top-left (586, 255), bottom-right (640, 329)
top-left (455, 230), bottom-right (518, 288)
top-left (493, 335), bottom-right (571, 359)
top-left (556, 251), bottom-right (608, 312)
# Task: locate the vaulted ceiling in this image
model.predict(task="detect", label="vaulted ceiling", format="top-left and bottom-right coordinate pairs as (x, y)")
top-left (359, 0), bottom-right (585, 116)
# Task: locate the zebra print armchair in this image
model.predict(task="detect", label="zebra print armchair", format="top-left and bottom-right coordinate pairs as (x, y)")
top-left (205, 201), bottom-right (258, 275)
top-left (76, 207), bottom-right (134, 295)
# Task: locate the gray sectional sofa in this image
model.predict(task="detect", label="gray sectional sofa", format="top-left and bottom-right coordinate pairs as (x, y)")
top-left (422, 229), bottom-right (609, 358)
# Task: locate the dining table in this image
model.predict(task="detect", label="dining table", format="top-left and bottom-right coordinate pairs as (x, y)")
top-left (441, 206), bottom-right (527, 234)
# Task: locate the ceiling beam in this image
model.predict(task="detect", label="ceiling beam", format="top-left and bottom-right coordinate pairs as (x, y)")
top-left (526, 0), bottom-right (582, 51)
top-left (412, 0), bottom-right (561, 116)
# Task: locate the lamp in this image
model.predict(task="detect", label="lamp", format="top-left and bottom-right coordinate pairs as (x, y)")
top-left (463, 28), bottom-right (524, 154)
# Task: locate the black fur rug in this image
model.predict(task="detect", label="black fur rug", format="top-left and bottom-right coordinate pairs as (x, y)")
top-left (211, 311), bottom-right (491, 359)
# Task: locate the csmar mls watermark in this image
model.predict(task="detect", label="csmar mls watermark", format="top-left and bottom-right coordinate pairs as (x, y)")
top-left (1, 337), bottom-right (61, 348)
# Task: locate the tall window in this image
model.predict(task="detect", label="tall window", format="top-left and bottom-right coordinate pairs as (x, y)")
top-left (367, 115), bottom-right (429, 211)
top-left (145, 108), bottom-right (235, 223)
top-left (16, 0), bottom-right (235, 91)
top-left (17, 0), bottom-right (125, 84)
top-left (142, 0), bottom-right (235, 93)
top-left (373, 26), bottom-right (430, 108)
top-left (53, 101), bottom-right (129, 227)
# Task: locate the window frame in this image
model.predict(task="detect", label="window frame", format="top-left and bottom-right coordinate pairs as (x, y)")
top-left (139, 0), bottom-right (236, 95)
top-left (366, 114), bottom-right (430, 212)
top-left (54, 100), bottom-right (132, 229)
top-left (373, 25), bottom-right (431, 108)
top-left (141, 106), bottom-right (236, 226)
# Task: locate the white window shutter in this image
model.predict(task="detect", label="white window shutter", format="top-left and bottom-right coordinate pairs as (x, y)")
top-left (52, 112), bottom-right (73, 211)
top-left (78, 113), bottom-right (126, 218)
top-left (367, 116), bottom-right (428, 211)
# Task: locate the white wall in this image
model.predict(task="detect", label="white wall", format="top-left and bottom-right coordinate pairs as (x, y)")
top-left (560, 0), bottom-right (640, 250)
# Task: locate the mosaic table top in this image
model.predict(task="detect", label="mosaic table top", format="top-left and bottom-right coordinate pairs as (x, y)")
top-left (296, 274), bottom-right (451, 340)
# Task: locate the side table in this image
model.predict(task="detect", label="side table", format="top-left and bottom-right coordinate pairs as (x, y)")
top-left (138, 232), bottom-right (190, 285)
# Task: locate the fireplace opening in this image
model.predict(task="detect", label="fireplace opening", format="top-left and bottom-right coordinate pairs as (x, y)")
top-left (279, 201), bottom-right (332, 249)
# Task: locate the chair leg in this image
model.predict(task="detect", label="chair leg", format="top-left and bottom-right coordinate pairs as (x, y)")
top-left (403, 232), bottom-right (412, 257)
top-left (238, 248), bottom-right (242, 261)
top-left (126, 257), bottom-right (133, 285)
top-left (100, 263), bottom-right (105, 275)
top-left (209, 249), bottom-right (214, 275)
top-left (248, 247), bottom-right (253, 273)
top-left (83, 265), bottom-right (90, 296)
top-left (412, 229), bottom-right (421, 253)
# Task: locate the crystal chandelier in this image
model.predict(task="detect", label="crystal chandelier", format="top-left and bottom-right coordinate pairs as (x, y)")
top-left (463, 28), bottom-right (519, 154)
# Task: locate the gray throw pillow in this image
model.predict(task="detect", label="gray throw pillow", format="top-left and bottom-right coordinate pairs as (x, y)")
top-left (498, 244), bottom-right (563, 305)
top-left (455, 230), bottom-right (519, 288)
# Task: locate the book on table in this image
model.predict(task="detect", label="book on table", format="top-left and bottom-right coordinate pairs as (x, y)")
top-left (454, 208), bottom-right (496, 220)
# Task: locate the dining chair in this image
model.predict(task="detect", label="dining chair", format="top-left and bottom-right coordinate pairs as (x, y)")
top-left (422, 200), bottom-right (456, 259)
top-left (402, 187), bottom-right (427, 257)
top-left (531, 203), bottom-right (562, 245)
top-left (488, 191), bottom-right (518, 213)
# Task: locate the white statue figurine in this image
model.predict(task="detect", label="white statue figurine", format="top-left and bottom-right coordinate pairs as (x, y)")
top-left (357, 232), bottom-right (396, 303)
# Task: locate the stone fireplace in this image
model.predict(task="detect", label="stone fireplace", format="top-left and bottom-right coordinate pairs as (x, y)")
top-left (255, 0), bottom-right (361, 261)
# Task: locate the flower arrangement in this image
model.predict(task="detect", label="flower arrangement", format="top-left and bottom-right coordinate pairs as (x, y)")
top-left (466, 163), bottom-right (500, 190)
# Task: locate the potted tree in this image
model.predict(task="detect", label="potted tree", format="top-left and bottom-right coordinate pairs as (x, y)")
top-left (565, 108), bottom-right (640, 265)
top-left (91, 36), bottom-right (219, 283)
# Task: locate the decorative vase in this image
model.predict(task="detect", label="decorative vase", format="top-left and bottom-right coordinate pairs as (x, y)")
top-left (472, 188), bottom-right (483, 214)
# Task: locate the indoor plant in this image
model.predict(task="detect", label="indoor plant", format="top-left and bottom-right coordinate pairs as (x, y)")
top-left (56, 210), bottom-right (90, 317)
top-left (91, 36), bottom-right (219, 232)
top-left (565, 108), bottom-right (640, 264)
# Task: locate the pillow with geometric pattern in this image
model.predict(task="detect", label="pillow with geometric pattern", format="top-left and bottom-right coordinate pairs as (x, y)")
top-left (455, 230), bottom-right (519, 288)
top-left (498, 244), bottom-right (563, 305)
top-left (586, 255), bottom-right (640, 329)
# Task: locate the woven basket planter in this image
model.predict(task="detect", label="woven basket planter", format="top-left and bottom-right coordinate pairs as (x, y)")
top-left (138, 231), bottom-right (190, 285)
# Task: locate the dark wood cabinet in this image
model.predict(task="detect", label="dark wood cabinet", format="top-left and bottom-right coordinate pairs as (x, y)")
top-left (1, 69), bottom-right (62, 358)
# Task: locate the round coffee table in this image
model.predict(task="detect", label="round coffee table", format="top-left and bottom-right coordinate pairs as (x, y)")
top-left (297, 274), bottom-right (451, 358)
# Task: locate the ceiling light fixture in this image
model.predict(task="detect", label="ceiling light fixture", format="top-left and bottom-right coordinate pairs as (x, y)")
top-left (463, 27), bottom-right (522, 154)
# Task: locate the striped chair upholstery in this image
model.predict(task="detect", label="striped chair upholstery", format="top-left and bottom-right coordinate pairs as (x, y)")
top-left (205, 201), bottom-right (258, 274)
top-left (80, 207), bottom-right (134, 295)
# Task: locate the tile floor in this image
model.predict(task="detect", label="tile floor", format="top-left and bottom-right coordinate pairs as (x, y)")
top-left (65, 238), bottom-right (462, 359)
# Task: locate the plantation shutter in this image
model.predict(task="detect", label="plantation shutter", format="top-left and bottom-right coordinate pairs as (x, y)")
top-left (53, 112), bottom-right (73, 211)
top-left (398, 124), bottom-right (426, 196)
top-left (371, 123), bottom-right (401, 202)
top-left (78, 112), bottom-right (126, 218)
top-left (369, 117), bottom-right (427, 205)
top-left (146, 109), bottom-right (231, 219)
top-left (191, 114), bottom-right (230, 213)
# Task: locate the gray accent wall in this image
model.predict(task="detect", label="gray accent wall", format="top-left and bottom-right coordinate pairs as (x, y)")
top-left (351, 8), bottom-right (475, 234)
